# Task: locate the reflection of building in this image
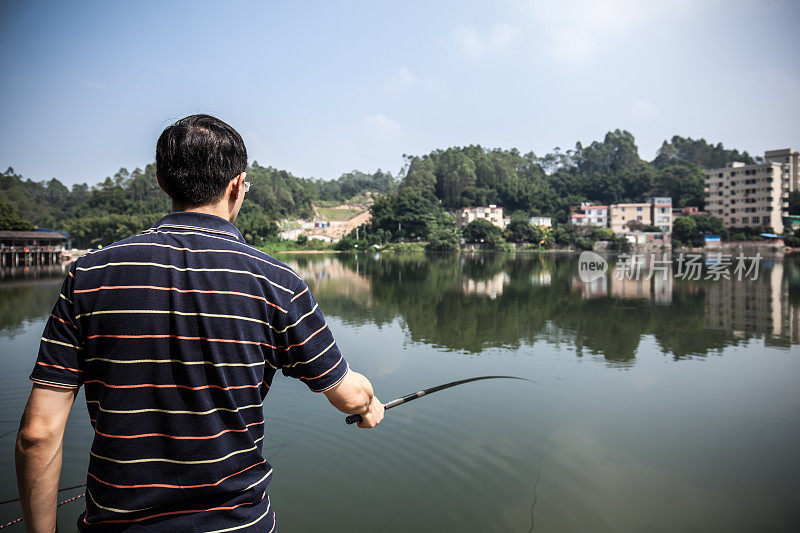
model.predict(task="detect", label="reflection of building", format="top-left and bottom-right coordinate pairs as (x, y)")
top-left (571, 275), bottom-right (608, 298)
top-left (609, 197), bottom-right (673, 234)
top-left (571, 255), bottom-right (673, 303)
top-left (609, 262), bottom-right (673, 303)
top-left (455, 205), bottom-right (505, 229)
top-left (704, 260), bottom-right (798, 346)
top-left (530, 271), bottom-right (552, 286)
top-left (704, 149), bottom-right (798, 233)
top-left (570, 203), bottom-right (607, 227)
top-left (461, 272), bottom-right (508, 299)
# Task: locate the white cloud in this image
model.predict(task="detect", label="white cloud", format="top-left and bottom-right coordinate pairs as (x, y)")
top-left (629, 100), bottom-right (658, 120)
top-left (395, 67), bottom-right (414, 88)
top-left (522, 0), bottom-right (694, 63)
top-left (362, 113), bottom-right (401, 136)
top-left (452, 24), bottom-right (522, 58)
top-left (76, 78), bottom-right (109, 90)
top-left (385, 67), bottom-right (415, 92)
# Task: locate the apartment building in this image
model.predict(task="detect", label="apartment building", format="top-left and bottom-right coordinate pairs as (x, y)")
top-left (672, 206), bottom-right (708, 217)
top-left (455, 205), bottom-right (505, 228)
top-left (529, 216), bottom-right (552, 228)
top-left (608, 198), bottom-right (673, 234)
top-left (704, 149), bottom-right (797, 233)
top-left (569, 203), bottom-right (608, 227)
top-left (765, 148), bottom-right (799, 190)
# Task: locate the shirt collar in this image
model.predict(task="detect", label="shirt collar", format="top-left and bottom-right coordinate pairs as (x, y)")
top-left (153, 211), bottom-right (244, 242)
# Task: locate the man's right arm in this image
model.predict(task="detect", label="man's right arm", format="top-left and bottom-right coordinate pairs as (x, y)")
top-left (324, 369), bottom-right (384, 429)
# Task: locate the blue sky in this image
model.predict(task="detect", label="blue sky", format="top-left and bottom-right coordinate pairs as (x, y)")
top-left (1, 0), bottom-right (798, 186)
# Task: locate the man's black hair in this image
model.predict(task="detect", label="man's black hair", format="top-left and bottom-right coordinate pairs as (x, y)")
top-left (156, 114), bottom-right (247, 206)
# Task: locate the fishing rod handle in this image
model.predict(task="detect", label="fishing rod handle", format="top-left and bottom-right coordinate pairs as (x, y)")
top-left (345, 393), bottom-right (419, 425)
top-left (345, 401), bottom-right (392, 424)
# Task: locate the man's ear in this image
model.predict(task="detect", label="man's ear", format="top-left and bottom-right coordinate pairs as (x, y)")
top-left (156, 174), bottom-right (168, 195)
top-left (232, 172), bottom-right (246, 198)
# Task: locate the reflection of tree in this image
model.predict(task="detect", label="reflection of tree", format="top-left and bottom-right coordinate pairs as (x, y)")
top-left (280, 253), bottom-right (793, 365)
top-left (0, 278), bottom-right (62, 336)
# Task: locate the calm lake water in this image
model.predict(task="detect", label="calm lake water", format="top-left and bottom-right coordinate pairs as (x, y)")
top-left (1, 252), bottom-right (799, 532)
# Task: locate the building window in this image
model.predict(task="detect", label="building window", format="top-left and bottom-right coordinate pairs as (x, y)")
top-left (636, 207), bottom-right (642, 211)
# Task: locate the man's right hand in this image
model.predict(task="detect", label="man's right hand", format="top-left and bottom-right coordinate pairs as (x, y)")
top-left (324, 369), bottom-right (384, 429)
top-left (356, 395), bottom-right (384, 429)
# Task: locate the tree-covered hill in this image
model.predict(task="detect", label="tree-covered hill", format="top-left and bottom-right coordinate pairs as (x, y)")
top-left (0, 163), bottom-right (396, 247)
top-left (0, 131), bottom-right (764, 247)
top-left (399, 131), bottom-right (743, 223)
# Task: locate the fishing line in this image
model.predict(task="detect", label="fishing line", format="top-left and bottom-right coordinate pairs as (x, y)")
top-left (0, 484), bottom-right (86, 506)
top-left (528, 455), bottom-right (544, 533)
top-left (0, 490), bottom-right (84, 530)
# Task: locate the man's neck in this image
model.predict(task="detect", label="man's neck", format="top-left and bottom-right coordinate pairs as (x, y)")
top-left (172, 202), bottom-right (234, 223)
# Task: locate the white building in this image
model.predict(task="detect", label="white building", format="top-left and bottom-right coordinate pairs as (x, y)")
top-left (455, 205), bottom-right (505, 228)
top-left (570, 203), bottom-right (608, 227)
top-left (529, 216), bottom-right (552, 228)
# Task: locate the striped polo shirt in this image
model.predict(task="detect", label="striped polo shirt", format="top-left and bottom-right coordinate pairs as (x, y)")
top-left (30, 211), bottom-right (349, 532)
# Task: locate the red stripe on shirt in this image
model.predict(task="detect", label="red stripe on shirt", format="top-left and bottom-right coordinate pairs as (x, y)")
top-left (36, 361), bottom-right (82, 373)
top-left (50, 313), bottom-right (77, 329)
top-left (93, 420), bottom-right (264, 440)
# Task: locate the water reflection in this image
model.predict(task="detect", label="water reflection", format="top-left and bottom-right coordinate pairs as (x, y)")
top-left (2, 256), bottom-right (799, 531)
top-left (705, 259), bottom-right (800, 347)
top-left (0, 265), bottom-right (67, 336)
top-left (281, 253), bottom-right (800, 364)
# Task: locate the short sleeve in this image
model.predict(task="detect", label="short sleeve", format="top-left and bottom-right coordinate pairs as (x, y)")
top-left (29, 263), bottom-right (83, 389)
top-left (275, 278), bottom-right (349, 393)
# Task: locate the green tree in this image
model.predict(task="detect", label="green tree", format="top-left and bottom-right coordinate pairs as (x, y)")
top-left (369, 188), bottom-right (440, 240)
top-left (463, 218), bottom-right (503, 245)
top-left (653, 136), bottom-right (757, 169)
top-left (0, 199), bottom-right (34, 230)
top-left (504, 219), bottom-right (536, 243)
top-left (672, 216), bottom-right (697, 243)
top-left (426, 226), bottom-right (460, 252)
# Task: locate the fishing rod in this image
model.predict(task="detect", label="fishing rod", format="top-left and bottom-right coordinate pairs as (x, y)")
top-left (345, 375), bottom-right (530, 425)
